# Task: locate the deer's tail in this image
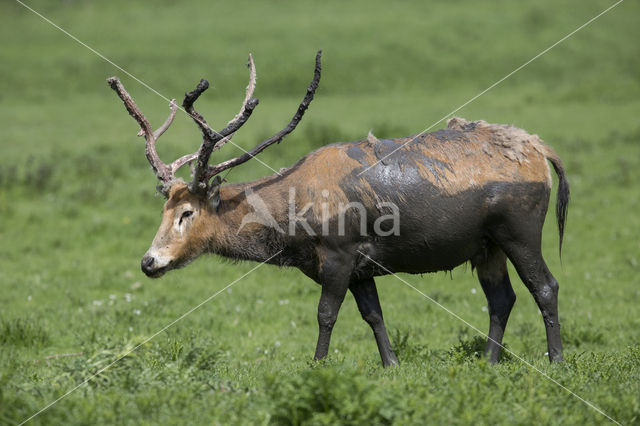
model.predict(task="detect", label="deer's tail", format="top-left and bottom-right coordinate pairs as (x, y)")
top-left (544, 146), bottom-right (570, 259)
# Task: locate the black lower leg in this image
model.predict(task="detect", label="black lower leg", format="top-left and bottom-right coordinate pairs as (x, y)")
top-left (479, 272), bottom-right (516, 363)
top-left (503, 243), bottom-right (564, 363)
top-left (350, 278), bottom-right (398, 367)
top-left (532, 270), bottom-right (564, 362)
top-left (314, 278), bottom-right (349, 361)
top-left (477, 250), bottom-right (516, 364)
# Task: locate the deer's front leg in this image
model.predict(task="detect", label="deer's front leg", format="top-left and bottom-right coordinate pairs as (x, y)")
top-left (314, 278), bottom-right (350, 361)
top-left (313, 255), bottom-right (352, 361)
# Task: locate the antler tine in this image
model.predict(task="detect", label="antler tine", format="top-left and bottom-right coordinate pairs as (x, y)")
top-left (182, 78), bottom-right (213, 135)
top-left (107, 77), bottom-right (172, 184)
top-left (153, 99), bottom-right (178, 139)
top-left (167, 152), bottom-right (198, 175)
top-left (217, 53), bottom-right (257, 148)
top-left (203, 50), bottom-right (322, 180)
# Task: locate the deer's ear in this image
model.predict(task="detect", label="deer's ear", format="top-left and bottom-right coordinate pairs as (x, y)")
top-left (207, 176), bottom-right (222, 209)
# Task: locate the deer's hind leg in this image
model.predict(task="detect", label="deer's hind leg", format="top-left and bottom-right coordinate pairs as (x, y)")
top-left (489, 183), bottom-right (564, 363)
top-left (500, 241), bottom-right (564, 362)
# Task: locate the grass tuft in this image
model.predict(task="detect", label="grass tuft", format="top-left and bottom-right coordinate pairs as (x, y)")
top-left (0, 317), bottom-right (50, 348)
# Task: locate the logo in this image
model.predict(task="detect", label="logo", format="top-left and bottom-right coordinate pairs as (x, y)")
top-left (237, 187), bottom-right (400, 237)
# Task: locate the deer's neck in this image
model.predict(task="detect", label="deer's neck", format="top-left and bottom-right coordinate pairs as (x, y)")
top-left (204, 180), bottom-right (289, 264)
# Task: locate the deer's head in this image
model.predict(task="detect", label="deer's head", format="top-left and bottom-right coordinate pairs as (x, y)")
top-left (108, 52), bottom-right (321, 277)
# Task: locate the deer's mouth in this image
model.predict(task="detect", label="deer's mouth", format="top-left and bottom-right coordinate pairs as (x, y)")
top-left (145, 265), bottom-right (169, 278)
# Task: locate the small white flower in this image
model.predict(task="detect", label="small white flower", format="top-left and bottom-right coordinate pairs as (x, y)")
top-left (334, 349), bottom-right (339, 353)
top-left (290, 321), bottom-right (297, 328)
top-left (278, 299), bottom-right (289, 305)
top-left (256, 299), bottom-right (263, 304)
top-left (124, 293), bottom-right (132, 302)
top-left (471, 288), bottom-right (477, 294)
top-left (93, 300), bottom-right (103, 306)
top-left (275, 341), bottom-right (281, 347)
top-left (129, 327), bottom-right (133, 332)
top-left (235, 305), bottom-right (241, 312)
top-left (481, 306), bottom-right (488, 312)
top-left (133, 309), bottom-right (141, 315)
top-left (27, 295), bottom-right (32, 301)
top-left (109, 294), bottom-right (116, 300)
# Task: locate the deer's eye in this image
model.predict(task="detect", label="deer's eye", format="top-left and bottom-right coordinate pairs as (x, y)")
top-left (179, 210), bottom-right (194, 225)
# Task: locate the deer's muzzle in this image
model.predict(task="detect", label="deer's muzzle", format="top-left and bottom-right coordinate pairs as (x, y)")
top-left (141, 254), bottom-right (169, 278)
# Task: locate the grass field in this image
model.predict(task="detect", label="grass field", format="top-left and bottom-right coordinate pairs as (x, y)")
top-left (1, 0), bottom-right (639, 424)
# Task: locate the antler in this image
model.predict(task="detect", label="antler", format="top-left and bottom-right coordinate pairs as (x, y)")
top-left (194, 50), bottom-right (322, 189)
top-left (108, 50), bottom-right (321, 197)
top-left (107, 55), bottom-right (257, 194)
top-left (107, 77), bottom-right (179, 186)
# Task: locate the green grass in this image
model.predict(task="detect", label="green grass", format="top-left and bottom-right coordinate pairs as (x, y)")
top-left (1, 0), bottom-right (639, 424)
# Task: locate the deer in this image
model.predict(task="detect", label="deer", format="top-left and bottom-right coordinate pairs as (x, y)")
top-left (108, 50), bottom-right (569, 367)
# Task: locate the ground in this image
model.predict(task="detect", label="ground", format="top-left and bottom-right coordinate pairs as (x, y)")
top-left (1, 0), bottom-right (639, 424)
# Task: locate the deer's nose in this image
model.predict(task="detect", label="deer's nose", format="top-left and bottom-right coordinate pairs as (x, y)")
top-left (141, 255), bottom-right (156, 276)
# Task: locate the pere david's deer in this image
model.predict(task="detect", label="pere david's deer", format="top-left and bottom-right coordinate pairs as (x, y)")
top-left (108, 51), bottom-right (569, 366)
